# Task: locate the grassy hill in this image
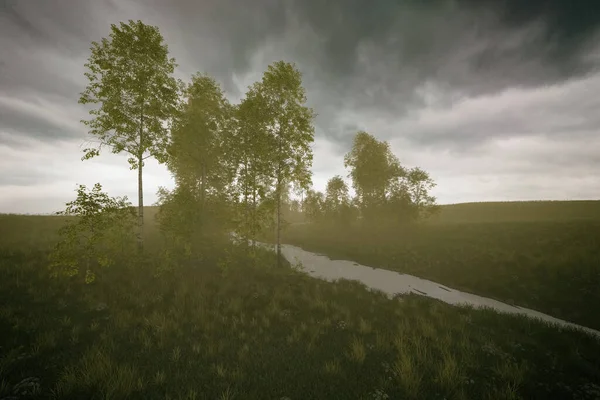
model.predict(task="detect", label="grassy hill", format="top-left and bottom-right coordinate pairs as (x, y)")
top-left (0, 208), bottom-right (163, 252)
top-left (429, 200), bottom-right (600, 224)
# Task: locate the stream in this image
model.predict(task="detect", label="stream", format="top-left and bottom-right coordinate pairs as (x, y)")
top-left (233, 234), bottom-right (600, 339)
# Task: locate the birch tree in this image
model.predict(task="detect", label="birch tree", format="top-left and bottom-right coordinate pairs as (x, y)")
top-left (248, 61), bottom-right (315, 265)
top-left (325, 175), bottom-right (350, 211)
top-left (344, 131), bottom-right (404, 223)
top-left (344, 131), bottom-right (439, 224)
top-left (325, 175), bottom-right (351, 224)
top-left (302, 189), bottom-right (325, 224)
top-left (79, 20), bottom-right (180, 251)
top-left (405, 167), bottom-right (440, 218)
top-left (167, 73), bottom-right (233, 230)
top-left (233, 96), bottom-right (273, 250)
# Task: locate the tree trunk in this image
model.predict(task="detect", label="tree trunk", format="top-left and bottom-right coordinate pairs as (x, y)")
top-left (275, 161), bottom-right (282, 267)
top-left (252, 177), bottom-right (256, 252)
top-left (242, 158), bottom-right (249, 251)
top-left (200, 162), bottom-right (206, 231)
top-left (276, 180), bottom-right (281, 267)
top-left (137, 99), bottom-right (145, 254)
top-left (137, 152), bottom-right (144, 253)
top-left (275, 126), bottom-right (283, 267)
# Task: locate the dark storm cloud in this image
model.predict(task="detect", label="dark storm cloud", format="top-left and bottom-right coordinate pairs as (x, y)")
top-left (127, 0), bottom-right (600, 146)
top-left (164, 0), bottom-right (600, 148)
top-left (133, 0), bottom-right (291, 96)
top-left (390, 74), bottom-right (600, 152)
top-left (0, 0), bottom-right (118, 54)
top-left (288, 0), bottom-right (600, 91)
top-left (0, 94), bottom-right (83, 142)
top-left (0, 0), bottom-right (121, 143)
top-left (1, 0), bottom-right (600, 212)
top-left (3, 0), bottom-right (600, 144)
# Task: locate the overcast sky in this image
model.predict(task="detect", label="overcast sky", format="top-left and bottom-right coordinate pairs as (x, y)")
top-left (2, 0), bottom-right (600, 214)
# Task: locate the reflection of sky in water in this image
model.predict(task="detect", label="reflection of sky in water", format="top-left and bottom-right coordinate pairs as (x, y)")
top-left (230, 234), bottom-right (600, 340)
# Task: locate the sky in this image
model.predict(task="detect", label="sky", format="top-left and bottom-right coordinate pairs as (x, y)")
top-left (1, 0), bottom-right (600, 214)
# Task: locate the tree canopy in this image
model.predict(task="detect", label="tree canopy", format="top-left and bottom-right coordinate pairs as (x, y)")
top-left (79, 19), bottom-right (180, 250)
top-left (76, 19), bottom-right (438, 267)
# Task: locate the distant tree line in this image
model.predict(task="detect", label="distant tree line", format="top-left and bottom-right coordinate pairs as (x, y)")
top-left (301, 131), bottom-right (439, 229)
top-left (74, 19), bottom-right (439, 268)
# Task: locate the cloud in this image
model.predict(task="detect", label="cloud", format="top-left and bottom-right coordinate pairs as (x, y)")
top-left (0, 94), bottom-right (85, 141)
top-left (1, 0), bottom-right (600, 213)
top-left (0, 136), bottom-right (174, 214)
top-left (322, 71), bottom-right (600, 154)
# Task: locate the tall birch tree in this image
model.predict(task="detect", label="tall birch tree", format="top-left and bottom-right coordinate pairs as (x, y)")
top-left (233, 95), bottom-right (273, 250)
top-left (248, 61), bottom-right (315, 265)
top-left (78, 20), bottom-right (180, 251)
top-left (167, 73), bottom-right (233, 229)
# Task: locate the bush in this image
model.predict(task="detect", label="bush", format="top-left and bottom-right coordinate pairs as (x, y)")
top-left (48, 183), bottom-right (137, 283)
top-left (155, 185), bottom-right (231, 270)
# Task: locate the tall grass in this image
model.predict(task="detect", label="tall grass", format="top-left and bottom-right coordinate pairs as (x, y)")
top-left (0, 212), bottom-right (599, 399)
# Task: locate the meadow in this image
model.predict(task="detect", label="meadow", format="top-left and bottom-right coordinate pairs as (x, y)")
top-left (1, 209), bottom-right (600, 399)
top-left (280, 201), bottom-right (600, 331)
top-left (426, 200), bottom-right (600, 224)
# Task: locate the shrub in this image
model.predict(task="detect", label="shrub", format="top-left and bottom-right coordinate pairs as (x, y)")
top-left (48, 183), bottom-right (137, 283)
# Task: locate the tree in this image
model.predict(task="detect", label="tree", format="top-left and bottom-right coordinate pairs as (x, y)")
top-left (385, 180), bottom-right (418, 225)
top-left (167, 73), bottom-right (234, 232)
top-left (344, 131), bottom-right (404, 223)
top-left (79, 20), bottom-right (181, 251)
top-left (325, 175), bottom-right (350, 209)
top-left (324, 175), bottom-right (351, 224)
top-left (232, 97), bottom-right (274, 251)
top-left (289, 199), bottom-right (301, 214)
top-left (405, 167), bottom-right (440, 218)
top-left (302, 189), bottom-right (325, 224)
top-left (343, 131), bottom-right (438, 225)
top-left (247, 61), bottom-right (316, 265)
top-left (49, 183), bottom-right (136, 283)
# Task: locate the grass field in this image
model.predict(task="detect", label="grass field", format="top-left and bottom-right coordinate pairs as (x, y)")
top-left (280, 201), bottom-right (600, 331)
top-left (1, 208), bottom-right (600, 399)
top-left (427, 200), bottom-right (600, 224)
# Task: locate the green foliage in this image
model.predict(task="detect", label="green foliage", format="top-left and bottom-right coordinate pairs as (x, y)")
top-left (161, 72), bottom-right (237, 263)
top-left (154, 186), bottom-right (199, 258)
top-left (167, 73), bottom-right (234, 197)
top-left (238, 61), bottom-right (316, 261)
top-left (344, 131), bottom-right (404, 204)
top-left (48, 183), bottom-right (136, 282)
top-left (343, 131), bottom-right (438, 225)
top-left (79, 19), bottom-right (181, 249)
top-left (325, 175), bottom-right (350, 210)
top-left (231, 96), bottom-right (274, 245)
top-left (154, 184), bottom-right (231, 269)
top-left (405, 167), bottom-right (440, 218)
top-left (323, 175), bottom-right (355, 225)
top-left (302, 189), bottom-right (326, 224)
top-left (258, 61), bottom-right (316, 194)
top-left (79, 19), bottom-right (180, 166)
